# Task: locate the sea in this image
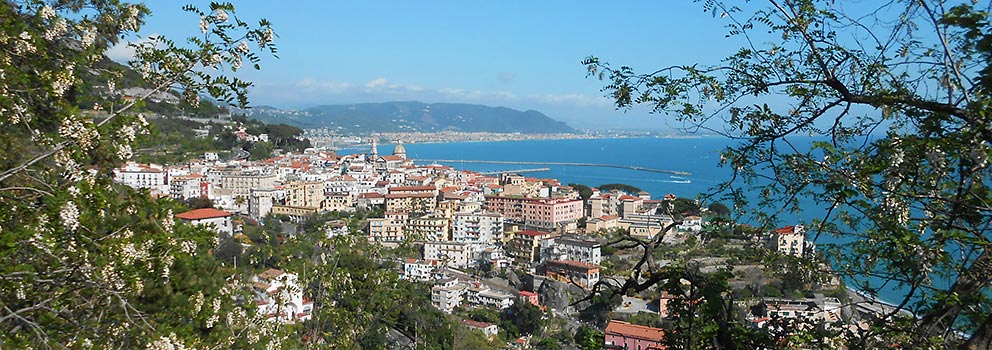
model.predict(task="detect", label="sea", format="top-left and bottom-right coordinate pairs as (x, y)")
top-left (341, 137), bottom-right (923, 305)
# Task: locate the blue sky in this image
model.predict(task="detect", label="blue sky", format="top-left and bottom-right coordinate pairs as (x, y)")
top-left (122, 1), bottom-right (744, 130)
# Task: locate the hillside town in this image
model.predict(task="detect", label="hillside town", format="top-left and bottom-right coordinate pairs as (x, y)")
top-left (115, 139), bottom-right (898, 348)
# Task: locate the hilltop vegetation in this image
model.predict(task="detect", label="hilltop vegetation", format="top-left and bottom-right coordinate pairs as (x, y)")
top-left (243, 101), bottom-right (578, 134)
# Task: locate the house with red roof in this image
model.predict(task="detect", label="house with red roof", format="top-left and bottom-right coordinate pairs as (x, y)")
top-left (604, 320), bottom-right (666, 350)
top-left (174, 208), bottom-right (233, 236)
top-left (462, 319), bottom-right (499, 339)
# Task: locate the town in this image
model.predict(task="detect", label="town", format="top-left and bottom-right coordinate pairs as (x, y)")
top-left (114, 126), bottom-right (902, 349)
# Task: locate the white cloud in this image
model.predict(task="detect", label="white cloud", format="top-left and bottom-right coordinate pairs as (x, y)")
top-left (365, 77), bottom-right (388, 88)
top-left (104, 35), bottom-right (160, 63)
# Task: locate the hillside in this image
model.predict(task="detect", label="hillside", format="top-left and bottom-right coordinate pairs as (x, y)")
top-left (241, 101), bottom-right (577, 134)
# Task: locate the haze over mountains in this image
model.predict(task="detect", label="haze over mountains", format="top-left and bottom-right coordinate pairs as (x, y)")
top-left (240, 101), bottom-right (577, 134)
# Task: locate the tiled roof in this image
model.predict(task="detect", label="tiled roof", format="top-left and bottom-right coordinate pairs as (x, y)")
top-left (774, 226), bottom-right (796, 234)
top-left (461, 319), bottom-right (495, 329)
top-left (605, 320), bottom-right (664, 341)
top-left (258, 268), bottom-right (285, 280)
top-left (174, 208), bottom-right (232, 220)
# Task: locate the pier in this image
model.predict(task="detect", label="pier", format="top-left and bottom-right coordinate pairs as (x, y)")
top-left (413, 159), bottom-right (691, 176)
top-left (478, 168), bottom-right (551, 175)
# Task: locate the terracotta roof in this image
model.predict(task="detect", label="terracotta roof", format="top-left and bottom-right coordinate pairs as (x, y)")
top-left (175, 208), bottom-right (232, 220)
top-left (518, 290), bottom-right (538, 297)
top-left (600, 215), bottom-right (621, 221)
top-left (389, 185), bottom-right (436, 192)
top-left (358, 192), bottom-right (384, 198)
top-left (619, 195), bottom-right (642, 201)
top-left (605, 320), bottom-right (664, 341)
top-left (461, 319), bottom-right (495, 329)
top-left (774, 226), bottom-right (796, 234)
top-left (384, 192), bottom-right (435, 199)
top-left (258, 268), bottom-right (285, 280)
top-left (517, 230), bottom-right (552, 237)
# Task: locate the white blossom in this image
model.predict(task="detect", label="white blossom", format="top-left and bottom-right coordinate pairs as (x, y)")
top-left (236, 40), bottom-right (250, 54)
top-left (51, 65), bottom-right (75, 97)
top-left (44, 18), bottom-right (68, 40)
top-left (60, 201), bottom-right (80, 231)
top-left (180, 240), bottom-right (197, 255)
top-left (214, 9), bottom-right (229, 23)
top-left (199, 15), bottom-right (209, 33)
top-left (80, 27), bottom-right (97, 48)
top-left (38, 5), bottom-right (56, 20)
top-left (15, 31), bottom-right (36, 54)
top-left (163, 209), bottom-right (174, 233)
top-left (146, 333), bottom-right (188, 350)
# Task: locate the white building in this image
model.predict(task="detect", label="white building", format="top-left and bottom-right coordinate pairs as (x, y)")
top-left (770, 225), bottom-right (813, 258)
top-left (252, 269), bottom-right (313, 323)
top-left (114, 162), bottom-right (168, 195)
top-left (174, 208), bottom-right (233, 236)
top-left (471, 288), bottom-right (515, 309)
top-left (452, 210), bottom-right (504, 245)
top-left (431, 278), bottom-right (467, 314)
top-left (402, 258), bottom-right (441, 281)
top-left (424, 242), bottom-right (476, 268)
top-left (550, 236), bottom-right (603, 265)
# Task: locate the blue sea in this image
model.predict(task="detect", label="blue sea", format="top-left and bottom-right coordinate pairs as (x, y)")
top-left (343, 137), bottom-right (931, 305)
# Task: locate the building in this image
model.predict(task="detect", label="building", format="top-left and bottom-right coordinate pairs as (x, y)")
top-left (114, 162), bottom-right (168, 194)
top-left (431, 278), bottom-right (467, 313)
top-left (283, 180), bottom-right (323, 209)
top-left (252, 269), bottom-right (313, 323)
top-left (321, 192), bottom-right (353, 212)
top-left (248, 188), bottom-right (279, 221)
top-left (169, 174), bottom-right (210, 200)
top-left (618, 213), bottom-right (676, 240)
top-left (508, 230), bottom-right (557, 265)
top-left (407, 214), bottom-right (451, 241)
top-left (402, 258), bottom-right (441, 281)
top-left (174, 208), bottom-right (233, 236)
top-left (545, 259), bottom-right (600, 289)
top-left (604, 320), bottom-right (665, 350)
top-left (471, 289), bottom-right (515, 309)
top-left (452, 210), bottom-right (504, 245)
top-left (385, 192), bottom-right (437, 214)
top-left (769, 225), bottom-right (813, 257)
top-left (550, 236), bottom-right (602, 265)
top-left (424, 242), bottom-right (476, 268)
top-left (368, 212), bottom-right (408, 242)
top-left (461, 319), bottom-right (499, 339)
top-left (484, 195), bottom-right (583, 232)
top-left (518, 290), bottom-right (540, 308)
top-left (219, 172), bottom-right (276, 197)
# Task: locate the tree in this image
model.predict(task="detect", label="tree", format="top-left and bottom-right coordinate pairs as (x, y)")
top-left (707, 202), bottom-right (731, 217)
top-left (568, 182), bottom-right (594, 200)
top-left (501, 302), bottom-right (544, 337)
top-left (0, 1), bottom-right (278, 348)
top-left (573, 325), bottom-right (605, 350)
top-left (584, 0), bottom-right (992, 348)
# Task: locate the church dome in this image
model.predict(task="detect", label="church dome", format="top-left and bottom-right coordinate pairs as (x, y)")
top-left (392, 142), bottom-right (406, 156)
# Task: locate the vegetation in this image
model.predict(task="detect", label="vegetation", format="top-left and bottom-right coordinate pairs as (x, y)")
top-left (585, 0), bottom-right (992, 348)
top-left (568, 182), bottom-right (594, 200)
top-left (0, 1), bottom-right (279, 348)
top-left (597, 183), bottom-right (642, 194)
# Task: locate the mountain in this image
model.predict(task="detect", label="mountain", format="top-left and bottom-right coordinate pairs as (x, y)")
top-left (241, 101), bottom-right (577, 134)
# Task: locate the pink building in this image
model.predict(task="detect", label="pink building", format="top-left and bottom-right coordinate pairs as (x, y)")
top-left (518, 290), bottom-right (539, 307)
top-left (484, 195), bottom-right (583, 231)
top-left (604, 320), bottom-right (665, 350)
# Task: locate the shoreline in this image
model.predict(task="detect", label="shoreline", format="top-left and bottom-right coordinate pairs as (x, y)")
top-left (330, 134), bottom-right (711, 151)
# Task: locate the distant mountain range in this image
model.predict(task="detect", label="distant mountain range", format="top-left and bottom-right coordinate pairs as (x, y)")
top-left (239, 101), bottom-right (577, 134)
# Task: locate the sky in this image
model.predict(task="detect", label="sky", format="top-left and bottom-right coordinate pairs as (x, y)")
top-left (118, 2), bottom-right (748, 130)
